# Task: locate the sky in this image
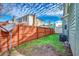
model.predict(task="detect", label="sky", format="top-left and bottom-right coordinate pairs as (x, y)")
top-left (0, 3), bottom-right (63, 23)
top-left (0, 14), bottom-right (13, 22)
top-left (38, 15), bottom-right (61, 24)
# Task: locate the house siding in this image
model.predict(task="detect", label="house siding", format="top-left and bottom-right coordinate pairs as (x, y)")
top-left (64, 4), bottom-right (79, 56)
top-left (68, 4), bottom-right (76, 55)
top-left (75, 4), bottom-right (79, 55)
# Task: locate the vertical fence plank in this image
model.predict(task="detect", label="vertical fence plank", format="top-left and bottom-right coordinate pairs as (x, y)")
top-left (0, 37), bottom-right (1, 52)
top-left (51, 29), bottom-right (52, 34)
top-left (7, 33), bottom-right (10, 55)
top-left (18, 24), bottom-right (19, 46)
top-left (0, 30), bottom-right (1, 52)
top-left (44, 27), bottom-right (46, 36)
top-left (37, 27), bottom-right (38, 39)
top-left (49, 28), bottom-right (51, 34)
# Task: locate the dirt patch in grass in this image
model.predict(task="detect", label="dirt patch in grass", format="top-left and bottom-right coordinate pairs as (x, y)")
top-left (16, 44), bottom-right (60, 56)
top-left (16, 44), bottom-right (72, 56)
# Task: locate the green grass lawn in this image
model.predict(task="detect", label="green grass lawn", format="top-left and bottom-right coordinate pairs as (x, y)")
top-left (18, 34), bottom-right (65, 53)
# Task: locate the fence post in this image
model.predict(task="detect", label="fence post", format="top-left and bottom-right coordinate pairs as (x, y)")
top-left (8, 31), bottom-right (12, 56)
top-left (7, 32), bottom-right (10, 56)
top-left (18, 24), bottom-right (19, 46)
top-left (0, 37), bottom-right (1, 52)
top-left (7, 37), bottom-right (9, 52)
top-left (44, 27), bottom-right (46, 36)
top-left (37, 27), bottom-right (38, 39)
top-left (0, 40), bottom-right (1, 52)
top-left (0, 30), bottom-right (1, 52)
top-left (50, 28), bottom-right (51, 34)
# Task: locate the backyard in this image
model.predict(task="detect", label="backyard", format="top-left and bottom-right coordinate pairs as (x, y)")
top-left (10, 34), bottom-right (71, 56)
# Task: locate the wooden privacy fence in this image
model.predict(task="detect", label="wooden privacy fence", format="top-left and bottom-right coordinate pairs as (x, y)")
top-left (0, 23), bottom-right (55, 53)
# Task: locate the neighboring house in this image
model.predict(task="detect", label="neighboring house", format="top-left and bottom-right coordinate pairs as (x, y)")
top-left (63, 3), bottom-right (79, 56)
top-left (55, 20), bottom-right (62, 33)
top-left (9, 15), bottom-right (44, 27)
top-left (34, 18), bottom-right (44, 26)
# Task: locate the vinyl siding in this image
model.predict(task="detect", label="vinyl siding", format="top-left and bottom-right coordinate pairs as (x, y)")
top-left (64, 4), bottom-right (79, 56)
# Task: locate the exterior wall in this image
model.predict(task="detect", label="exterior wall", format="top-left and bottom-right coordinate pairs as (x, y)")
top-left (16, 15), bottom-right (44, 27)
top-left (55, 21), bottom-right (62, 33)
top-left (55, 26), bottom-right (62, 33)
top-left (27, 15), bottom-right (34, 26)
top-left (63, 4), bottom-right (79, 56)
top-left (75, 4), bottom-right (79, 56)
top-left (34, 18), bottom-right (44, 26)
top-left (68, 4), bottom-right (76, 55)
top-left (18, 15), bottom-right (28, 25)
top-left (20, 15), bottom-right (35, 26)
top-left (63, 4), bottom-right (69, 36)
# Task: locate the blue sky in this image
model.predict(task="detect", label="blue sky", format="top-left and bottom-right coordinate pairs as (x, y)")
top-left (0, 14), bottom-right (13, 22)
top-left (38, 15), bottom-right (61, 23)
top-left (0, 3), bottom-right (63, 23)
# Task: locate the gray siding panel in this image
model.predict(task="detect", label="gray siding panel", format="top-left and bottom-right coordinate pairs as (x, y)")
top-left (76, 4), bottom-right (79, 55)
top-left (67, 4), bottom-right (76, 55)
top-left (63, 3), bottom-right (79, 55)
top-left (68, 4), bottom-right (76, 55)
top-left (67, 4), bottom-right (79, 55)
